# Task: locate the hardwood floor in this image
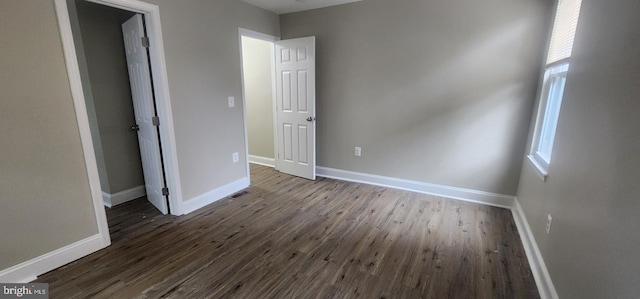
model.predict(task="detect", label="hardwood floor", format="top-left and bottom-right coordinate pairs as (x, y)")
top-left (37, 164), bottom-right (539, 298)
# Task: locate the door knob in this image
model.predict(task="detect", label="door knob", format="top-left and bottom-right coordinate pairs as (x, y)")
top-left (306, 117), bottom-right (316, 122)
top-left (131, 125), bottom-right (140, 131)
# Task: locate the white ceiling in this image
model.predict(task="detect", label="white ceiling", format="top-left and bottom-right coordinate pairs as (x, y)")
top-left (242, 0), bottom-right (362, 15)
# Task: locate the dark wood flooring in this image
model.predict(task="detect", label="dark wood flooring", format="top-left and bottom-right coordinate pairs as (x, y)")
top-left (37, 164), bottom-right (539, 298)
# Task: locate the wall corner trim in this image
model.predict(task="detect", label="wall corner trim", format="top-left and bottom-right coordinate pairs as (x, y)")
top-left (316, 167), bottom-right (515, 208)
top-left (103, 185), bottom-right (146, 208)
top-left (181, 177), bottom-right (250, 215)
top-left (249, 155), bottom-right (275, 168)
top-left (102, 191), bottom-right (112, 208)
top-left (54, 0), bottom-right (112, 264)
top-left (0, 234), bottom-right (108, 283)
top-left (511, 198), bottom-right (559, 299)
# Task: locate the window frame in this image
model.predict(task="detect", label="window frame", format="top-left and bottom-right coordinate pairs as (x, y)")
top-left (528, 0), bottom-right (583, 181)
top-left (528, 60), bottom-right (570, 180)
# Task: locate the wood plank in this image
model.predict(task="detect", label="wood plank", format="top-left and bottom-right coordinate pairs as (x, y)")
top-left (36, 164), bottom-right (539, 298)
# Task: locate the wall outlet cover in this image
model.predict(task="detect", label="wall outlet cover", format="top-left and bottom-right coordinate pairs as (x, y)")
top-left (228, 96), bottom-right (235, 108)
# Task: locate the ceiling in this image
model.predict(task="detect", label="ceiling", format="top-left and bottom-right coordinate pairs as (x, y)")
top-left (241, 0), bottom-right (362, 15)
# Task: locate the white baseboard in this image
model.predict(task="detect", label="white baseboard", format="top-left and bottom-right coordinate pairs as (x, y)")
top-left (511, 198), bottom-right (558, 299)
top-left (102, 185), bottom-right (146, 208)
top-left (316, 167), bottom-right (515, 208)
top-left (249, 155), bottom-right (275, 167)
top-left (181, 177), bottom-right (250, 215)
top-left (316, 167), bottom-right (553, 298)
top-left (102, 191), bottom-right (110, 207)
top-left (0, 234), bottom-right (108, 283)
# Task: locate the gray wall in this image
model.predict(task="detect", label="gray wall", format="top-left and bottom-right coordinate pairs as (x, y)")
top-left (67, 0), bottom-right (111, 193)
top-left (242, 36), bottom-right (275, 159)
top-left (280, 0), bottom-right (552, 196)
top-left (0, 0), bottom-right (98, 269)
top-left (74, 0), bottom-right (143, 195)
top-left (516, 0), bottom-right (640, 297)
top-left (0, 0), bottom-right (278, 273)
top-left (142, 0), bottom-right (280, 201)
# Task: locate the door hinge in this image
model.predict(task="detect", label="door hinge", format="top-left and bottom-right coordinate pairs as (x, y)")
top-left (152, 116), bottom-right (160, 126)
top-left (162, 187), bottom-right (169, 196)
top-left (141, 36), bottom-right (150, 48)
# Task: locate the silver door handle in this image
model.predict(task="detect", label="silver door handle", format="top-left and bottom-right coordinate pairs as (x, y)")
top-left (306, 117), bottom-right (316, 122)
top-left (131, 125), bottom-right (139, 131)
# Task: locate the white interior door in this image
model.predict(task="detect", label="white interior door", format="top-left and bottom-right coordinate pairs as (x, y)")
top-left (122, 15), bottom-right (168, 214)
top-left (275, 37), bottom-right (316, 180)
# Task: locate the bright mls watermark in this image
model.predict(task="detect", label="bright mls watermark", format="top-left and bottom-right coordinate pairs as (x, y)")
top-left (0, 284), bottom-right (48, 299)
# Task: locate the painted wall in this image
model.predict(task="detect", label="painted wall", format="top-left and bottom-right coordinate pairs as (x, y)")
top-left (0, 0), bottom-right (278, 275)
top-left (242, 36), bottom-right (275, 159)
top-left (0, 0), bottom-right (98, 269)
top-left (516, 0), bottom-right (640, 297)
top-left (279, 0), bottom-right (552, 196)
top-left (74, 0), bottom-right (143, 195)
top-left (67, 0), bottom-right (111, 194)
top-left (141, 0), bottom-right (280, 201)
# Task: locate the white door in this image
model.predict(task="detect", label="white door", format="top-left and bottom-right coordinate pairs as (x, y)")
top-left (275, 37), bottom-right (316, 180)
top-left (122, 15), bottom-right (168, 214)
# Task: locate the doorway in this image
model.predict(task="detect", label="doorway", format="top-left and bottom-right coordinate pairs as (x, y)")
top-left (239, 29), bottom-right (278, 176)
top-left (240, 29), bottom-right (318, 181)
top-left (57, 0), bottom-right (183, 230)
top-left (69, 0), bottom-right (169, 215)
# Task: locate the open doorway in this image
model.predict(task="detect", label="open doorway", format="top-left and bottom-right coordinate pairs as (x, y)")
top-left (240, 29), bottom-right (318, 181)
top-left (239, 29), bottom-right (279, 176)
top-left (66, 0), bottom-right (174, 219)
top-left (69, 0), bottom-right (148, 208)
top-left (55, 0), bottom-right (182, 230)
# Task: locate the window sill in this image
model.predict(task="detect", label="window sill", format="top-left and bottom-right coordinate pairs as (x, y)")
top-left (527, 155), bottom-right (548, 182)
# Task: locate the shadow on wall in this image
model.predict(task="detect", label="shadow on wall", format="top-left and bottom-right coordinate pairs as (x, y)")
top-left (323, 19), bottom-right (538, 194)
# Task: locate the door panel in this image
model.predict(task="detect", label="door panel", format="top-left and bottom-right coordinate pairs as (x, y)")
top-left (275, 37), bottom-right (316, 180)
top-left (122, 15), bottom-right (168, 214)
top-left (298, 125), bottom-right (308, 164)
top-left (283, 123), bottom-right (293, 162)
top-left (282, 71), bottom-right (292, 111)
top-left (297, 70), bottom-right (308, 111)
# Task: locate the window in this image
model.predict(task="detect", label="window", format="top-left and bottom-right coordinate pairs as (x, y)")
top-left (529, 0), bottom-right (582, 180)
top-left (532, 63), bottom-right (568, 166)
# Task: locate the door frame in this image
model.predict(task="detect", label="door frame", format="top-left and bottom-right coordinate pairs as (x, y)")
top-left (54, 0), bottom-right (184, 240)
top-left (238, 28), bottom-right (280, 180)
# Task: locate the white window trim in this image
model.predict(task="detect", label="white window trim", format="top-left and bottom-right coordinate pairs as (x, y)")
top-left (527, 154), bottom-right (549, 181)
top-left (528, 61), bottom-right (569, 181)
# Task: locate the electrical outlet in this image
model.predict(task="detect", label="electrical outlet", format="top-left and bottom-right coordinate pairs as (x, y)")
top-left (228, 96), bottom-right (235, 108)
top-left (546, 214), bottom-right (552, 234)
top-left (354, 146), bottom-right (362, 157)
top-left (232, 152), bottom-right (239, 163)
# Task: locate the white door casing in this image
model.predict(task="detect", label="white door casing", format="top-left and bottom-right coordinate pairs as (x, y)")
top-left (122, 14), bottom-right (168, 214)
top-left (275, 37), bottom-right (316, 180)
